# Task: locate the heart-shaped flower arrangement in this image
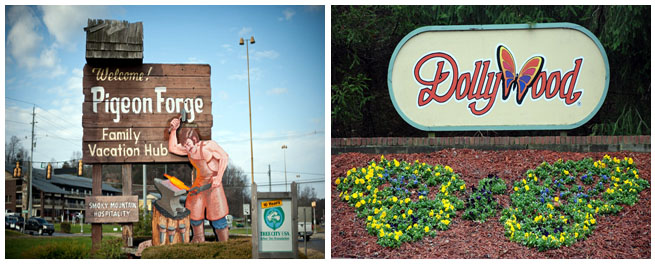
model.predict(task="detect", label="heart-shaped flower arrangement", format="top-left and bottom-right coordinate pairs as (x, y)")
top-left (500, 155), bottom-right (649, 251)
top-left (335, 155), bottom-right (466, 248)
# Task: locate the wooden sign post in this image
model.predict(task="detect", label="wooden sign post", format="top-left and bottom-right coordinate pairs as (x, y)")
top-left (83, 19), bottom-right (213, 253)
top-left (82, 64), bottom-right (212, 251)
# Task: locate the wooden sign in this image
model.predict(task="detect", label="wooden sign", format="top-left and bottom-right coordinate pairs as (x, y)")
top-left (85, 195), bottom-right (140, 223)
top-left (82, 64), bottom-right (212, 163)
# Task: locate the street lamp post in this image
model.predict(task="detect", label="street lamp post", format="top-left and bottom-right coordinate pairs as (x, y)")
top-left (311, 200), bottom-right (317, 233)
top-left (281, 145), bottom-right (288, 192)
top-left (240, 36), bottom-right (256, 184)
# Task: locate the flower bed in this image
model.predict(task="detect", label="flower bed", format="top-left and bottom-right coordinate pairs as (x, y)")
top-left (335, 156), bottom-right (466, 247)
top-left (500, 155), bottom-right (650, 251)
top-left (331, 149), bottom-right (651, 258)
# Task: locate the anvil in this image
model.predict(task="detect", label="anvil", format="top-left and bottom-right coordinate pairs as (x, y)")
top-left (154, 178), bottom-right (186, 217)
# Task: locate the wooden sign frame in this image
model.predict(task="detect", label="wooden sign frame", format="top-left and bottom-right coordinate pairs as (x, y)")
top-left (82, 64), bottom-right (212, 164)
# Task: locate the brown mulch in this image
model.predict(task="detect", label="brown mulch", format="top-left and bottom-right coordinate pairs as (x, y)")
top-left (330, 149), bottom-right (651, 259)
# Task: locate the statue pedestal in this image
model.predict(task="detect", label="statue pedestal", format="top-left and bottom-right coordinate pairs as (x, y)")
top-left (151, 202), bottom-right (191, 246)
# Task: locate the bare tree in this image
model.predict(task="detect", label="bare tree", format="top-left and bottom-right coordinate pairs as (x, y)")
top-left (223, 162), bottom-right (249, 218)
top-left (5, 135), bottom-right (29, 170)
top-left (298, 186), bottom-right (317, 207)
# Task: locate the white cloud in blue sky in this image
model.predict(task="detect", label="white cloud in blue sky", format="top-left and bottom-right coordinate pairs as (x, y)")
top-left (4, 5), bottom-right (326, 198)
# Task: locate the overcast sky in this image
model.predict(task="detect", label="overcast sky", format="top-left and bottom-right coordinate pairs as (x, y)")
top-left (4, 5), bottom-right (326, 198)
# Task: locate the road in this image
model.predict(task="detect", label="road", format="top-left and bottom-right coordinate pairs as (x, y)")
top-left (298, 232), bottom-right (325, 253)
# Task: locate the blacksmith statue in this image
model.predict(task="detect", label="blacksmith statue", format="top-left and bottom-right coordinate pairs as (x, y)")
top-left (168, 116), bottom-right (230, 242)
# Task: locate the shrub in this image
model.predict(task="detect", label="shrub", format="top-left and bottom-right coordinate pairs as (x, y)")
top-left (477, 174), bottom-right (507, 195)
top-left (141, 237), bottom-right (251, 259)
top-left (60, 222), bottom-right (72, 233)
top-left (462, 175), bottom-right (505, 222)
top-left (21, 241), bottom-right (89, 258)
top-left (133, 207), bottom-right (152, 237)
top-left (93, 237), bottom-right (125, 259)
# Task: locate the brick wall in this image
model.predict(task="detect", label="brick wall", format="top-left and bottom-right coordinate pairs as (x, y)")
top-left (332, 136), bottom-right (650, 154)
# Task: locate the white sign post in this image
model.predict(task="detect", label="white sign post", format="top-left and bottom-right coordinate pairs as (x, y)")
top-left (251, 182), bottom-right (298, 259)
top-left (243, 204), bottom-right (251, 215)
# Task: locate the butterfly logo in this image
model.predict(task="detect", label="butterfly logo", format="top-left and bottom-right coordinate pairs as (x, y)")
top-left (497, 45), bottom-right (544, 105)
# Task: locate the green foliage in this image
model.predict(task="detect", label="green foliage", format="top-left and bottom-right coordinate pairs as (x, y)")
top-left (331, 73), bottom-right (374, 135)
top-left (141, 238), bottom-right (252, 259)
top-left (591, 105), bottom-right (650, 136)
top-left (332, 6), bottom-right (650, 137)
top-left (93, 237), bottom-right (125, 259)
top-left (133, 206), bottom-right (152, 237)
top-left (60, 222), bottom-right (72, 233)
top-left (21, 241), bottom-right (89, 259)
top-left (478, 174), bottom-right (507, 195)
top-left (462, 175), bottom-right (506, 222)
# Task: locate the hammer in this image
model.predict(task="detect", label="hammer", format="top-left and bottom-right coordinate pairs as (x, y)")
top-left (168, 108), bottom-right (187, 133)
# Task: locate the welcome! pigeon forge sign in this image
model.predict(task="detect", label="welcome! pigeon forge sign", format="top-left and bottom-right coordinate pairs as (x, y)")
top-left (388, 23), bottom-right (609, 131)
top-left (82, 64), bottom-right (212, 163)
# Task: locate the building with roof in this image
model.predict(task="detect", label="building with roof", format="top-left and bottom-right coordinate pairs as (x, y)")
top-left (5, 170), bottom-right (25, 215)
top-left (5, 167), bottom-right (121, 222)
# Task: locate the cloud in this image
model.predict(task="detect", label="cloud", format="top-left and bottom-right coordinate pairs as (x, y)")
top-left (48, 68), bottom-right (83, 100)
top-left (238, 27), bottom-right (252, 37)
top-left (221, 43), bottom-right (233, 52)
top-left (239, 49), bottom-right (279, 61)
top-left (6, 6), bottom-right (76, 75)
top-left (252, 50), bottom-right (279, 60)
top-left (40, 6), bottom-right (109, 47)
top-left (228, 67), bottom-right (262, 81)
top-left (311, 117), bottom-right (323, 125)
top-left (266, 88), bottom-right (288, 95)
top-left (186, 57), bottom-right (207, 63)
top-left (278, 8), bottom-right (296, 21)
top-left (7, 6), bottom-right (44, 69)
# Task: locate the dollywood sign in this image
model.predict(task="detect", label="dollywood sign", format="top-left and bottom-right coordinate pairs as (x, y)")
top-left (82, 64), bottom-right (212, 163)
top-left (388, 23), bottom-right (609, 131)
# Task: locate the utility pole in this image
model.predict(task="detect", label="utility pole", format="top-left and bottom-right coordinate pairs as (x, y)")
top-left (142, 164), bottom-right (146, 219)
top-left (28, 105), bottom-right (36, 218)
top-left (268, 164), bottom-right (271, 192)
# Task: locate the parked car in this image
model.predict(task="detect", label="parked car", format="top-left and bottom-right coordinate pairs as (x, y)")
top-left (298, 206), bottom-right (314, 241)
top-left (6, 216), bottom-right (18, 229)
top-left (15, 216), bottom-right (24, 231)
top-left (25, 217), bottom-right (54, 236)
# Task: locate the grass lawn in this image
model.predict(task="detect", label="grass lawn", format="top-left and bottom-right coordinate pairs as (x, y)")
top-left (5, 229), bottom-right (123, 259)
top-left (54, 223), bottom-right (123, 233)
top-left (5, 230), bottom-right (90, 258)
top-left (141, 237), bottom-right (323, 259)
top-left (228, 228), bottom-right (252, 235)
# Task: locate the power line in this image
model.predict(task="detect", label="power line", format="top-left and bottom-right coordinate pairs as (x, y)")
top-left (220, 130), bottom-right (325, 144)
top-left (6, 96), bottom-right (80, 128)
top-left (271, 170), bottom-right (323, 176)
top-left (254, 171), bottom-right (324, 176)
top-left (6, 120), bottom-right (31, 125)
top-left (5, 96), bottom-right (34, 106)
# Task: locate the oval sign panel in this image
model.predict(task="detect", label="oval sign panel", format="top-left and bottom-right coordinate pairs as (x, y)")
top-left (388, 23), bottom-right (609, 131)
